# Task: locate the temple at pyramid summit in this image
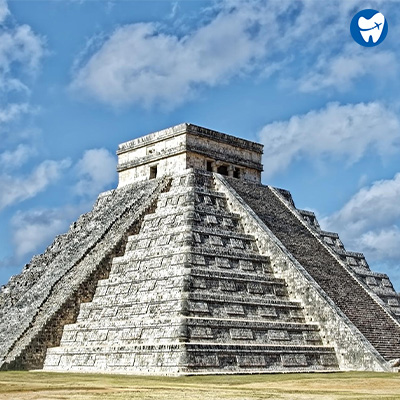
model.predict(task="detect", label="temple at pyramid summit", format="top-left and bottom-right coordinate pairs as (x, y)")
top-left (1, 122), bottom-right (400, 374)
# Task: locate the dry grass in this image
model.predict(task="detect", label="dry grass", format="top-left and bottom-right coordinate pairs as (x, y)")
top-left (0, 371), bottom-right (399, 400)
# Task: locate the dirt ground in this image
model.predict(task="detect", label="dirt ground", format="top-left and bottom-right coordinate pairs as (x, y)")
top-left (0, 371), bottom-right (399, 400)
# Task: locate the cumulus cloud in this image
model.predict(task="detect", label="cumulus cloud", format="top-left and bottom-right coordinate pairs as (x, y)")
top-left (0, 1), bottom-right (45, 144)
top-left (11, 208), bottom-right (70, 259)
top-left (323, 173), bottom-right (400, 235)
top-left (0, 103), bottom-right (33, 125)
top-left (0, 158), bottom-right (71, 210)
top-left (258, 102), bottom-right (400, 178)
top-left (0, 24), bottom-right (45, 90)
top-left (299, 50), bottom-right (398, 93)
top-left (74, 148), bottom-right (116, 197)
top-left (70, 0), bottom-right (400, 108)
top-left (0, 144), bottom-right (36, 169)
top-left (359, 228), bottom-right (400, 261)
top-left (71, 5), bottom-right (267, 108)
top-left (322, 173), bottom-right (400, 262)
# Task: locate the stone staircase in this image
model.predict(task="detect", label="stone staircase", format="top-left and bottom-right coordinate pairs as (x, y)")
top-left (227, 178), bottom-right (400, 362)
top-left (0, 177), bottom-right (168, 370)
top-left (294, 207), bottom-right (400, 319)
top-left (43, 170), bottom-right (338, 374)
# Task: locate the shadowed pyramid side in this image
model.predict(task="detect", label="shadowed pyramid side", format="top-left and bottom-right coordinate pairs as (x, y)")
top-left (294, 208), bottom-right (400, 321)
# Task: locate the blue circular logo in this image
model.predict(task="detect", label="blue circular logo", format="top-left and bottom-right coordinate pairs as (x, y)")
top-left (350, 9), bottom-right (388, 47)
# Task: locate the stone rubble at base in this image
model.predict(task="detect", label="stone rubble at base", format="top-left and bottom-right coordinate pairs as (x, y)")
top-left (0, 123), bottom-right (399, 374)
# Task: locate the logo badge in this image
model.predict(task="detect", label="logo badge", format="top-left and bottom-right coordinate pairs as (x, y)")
top-left (350, 9), bottom-right (388, 47)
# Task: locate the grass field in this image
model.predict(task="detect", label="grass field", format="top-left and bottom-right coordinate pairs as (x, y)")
top-left (0, 371), bottom-right (400, 400)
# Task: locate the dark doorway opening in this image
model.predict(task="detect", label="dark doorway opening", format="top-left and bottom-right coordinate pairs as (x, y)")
top-left (217, 165), bottom-right (228, 176)
top-left (206, 160), bottom-right (213, 172)
top-left (150, 166), bottom-right (158, 179)
top-left (233, 167), bottom-right (241, 178)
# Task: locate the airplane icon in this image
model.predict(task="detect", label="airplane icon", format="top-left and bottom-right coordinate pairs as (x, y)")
top-left (359, 22), bottom-right (382, 31)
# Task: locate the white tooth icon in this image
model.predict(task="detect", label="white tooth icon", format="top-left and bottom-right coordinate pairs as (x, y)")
top-left (358, 13), bottom-right (385, 43)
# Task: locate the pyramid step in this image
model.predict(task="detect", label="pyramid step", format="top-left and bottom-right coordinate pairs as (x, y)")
top-left (189, 268), bottom-right (286, 290)
top-left (75, 292), bottom-right (304, 322)
top-left (184, 317), bottom-right (321, 345)
top-left (185, 295), bottom-right (304, 322)
top-left (184, 343), bottom-right (338, 373)
top-left (158, 184), bottom-right (221, 198)
top-left (192, 226), bottom-right (256, 242)
top-left (87, 268), bottom-right (288, 305)
top-left (60, 317), bottom-right (321, 346)
top-left (128, 225), bottom-right (256, 244)
top-left (89, 285), bottom-right (184, 306)
top-left (110, 250), bottom-right (273, 275)
top-left (44, 343), bottom-right (338, 374)
top-left (194, 188), bottom-right (227, 199)
top-left (77, 298), bottom-right (184, 322)
top-left (193, 208), bottom-right (241, 221)
top-left (88, 278), bottom-right (288, 308)
top-left (126, 226), bottom-right (189, 243)
top-left (189, 249), bottom-right (270, 264)
top-left (187, 292), bottom-right (301, 309)
top-left (156, 188), bottom-right (226, 208)
top-left (114, 247), bottom-right (271, 266)
top-left (142, 207), bottom-right (242, 229)
top-left (188, 255), bottom-right (271, 274)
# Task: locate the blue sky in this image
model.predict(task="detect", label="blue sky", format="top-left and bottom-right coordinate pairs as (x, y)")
top-left (0, 0), bottom-right (400, 289)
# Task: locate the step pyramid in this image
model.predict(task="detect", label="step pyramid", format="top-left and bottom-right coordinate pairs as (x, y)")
top-left (0, 123), bottom-right (399, 374)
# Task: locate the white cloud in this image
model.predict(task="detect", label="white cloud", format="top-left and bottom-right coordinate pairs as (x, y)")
top-left (258, 102), bottom-right (400, 178)
top-left (0, 158), bottom-right (71, 210)
top-left (9, 200), bottom-right (94, 260)
top-left (71, 19), bottom-right (264, 107)
top-left (0, 146), bottom-right (115, 265)
top-left (70, 0), bottom-right (400, 108)
top-left (359, 227), bottom-right (400, 261)
top-left (0, 24), bottom-right (45, 88)
top-left (322, 173), bottom-right (400, 262)
top-left (0, 103), bottom-right (32, 125)
top-left (9, 196), bottom-right (97, 261)
top-left (0, 0), bottom-right (9, 25)
top-left (168, 2), bottom-right (179, 19)
top-left (74, 148), bottom-right (116, 197)
top-left (70, 1), bottom-right (285, 108)
top-left (323, 173), bottom-right (400, 235)
top-left (0, 144), bottom-right (36, 169)
top-left (11, 208), bottom-right (69, 259)
top-left (299, 50), bottom-right (398, 93)
top-left (0, 0), bottom-right (45, 152)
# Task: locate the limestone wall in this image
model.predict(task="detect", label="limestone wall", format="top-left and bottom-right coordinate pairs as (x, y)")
top-left (118, 153), bottom-right (186, 186)
top-left (117, 123), bottom-right (263, 186)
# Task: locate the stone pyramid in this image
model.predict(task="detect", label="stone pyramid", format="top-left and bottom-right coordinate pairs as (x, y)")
top-left (1, 123), bottom-right (400, 374)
